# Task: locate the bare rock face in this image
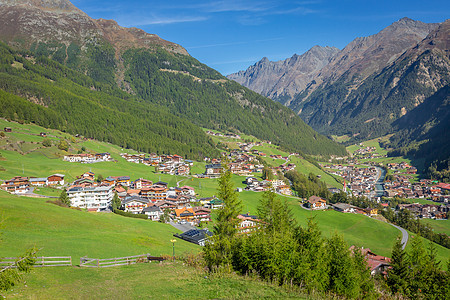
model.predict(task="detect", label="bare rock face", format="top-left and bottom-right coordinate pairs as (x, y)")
top-left (310, 17), bottom-right (439, 87)
top-left (96, 18), bottom-right (188, 56)
top-left (0, 0), bottom-right (188, 54)
top-left (229, 18), bottom-right (439, 107)
top-left (227, 46), bottom-right (339, 104)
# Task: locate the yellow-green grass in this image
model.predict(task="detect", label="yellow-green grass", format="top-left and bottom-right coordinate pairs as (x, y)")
top-left (346, 135), bottom-right (392, 156)
top-left (404, 232), bottom-right (450, 267)
top-left (0, 191), bottom-right (199, 262)
top-left (32, 186), bottom-right (62, 197)
top-left (331, 135), bottom-right (351, 143)
top-left (289, 156), bottom-right (342, 189)
top-left (2, 263), bottom-right (304, 299)
top-left (400, 198), bottom-right (443, 205)
top-left (421, 219), bottom-right (450, 236)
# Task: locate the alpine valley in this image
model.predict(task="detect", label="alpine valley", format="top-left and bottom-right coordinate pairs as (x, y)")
top-left (229, 17), bottom-right (450, 177)
top-left (0, 1), bottom-right (449, 300)
top-left (0, 0), bottom-right (346, 159)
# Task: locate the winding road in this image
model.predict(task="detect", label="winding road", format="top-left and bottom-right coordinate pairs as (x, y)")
top-left (390, 224), bottom-right (409, 250)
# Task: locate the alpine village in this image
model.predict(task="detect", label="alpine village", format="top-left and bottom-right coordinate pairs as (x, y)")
top-left (0, 1), bottom-right (449, 299)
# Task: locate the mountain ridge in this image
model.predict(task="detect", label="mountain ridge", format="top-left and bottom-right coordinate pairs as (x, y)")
top-left (0, 0), bottom-right (347, 157)
top-left (227, 45), bottom-right (339, 104)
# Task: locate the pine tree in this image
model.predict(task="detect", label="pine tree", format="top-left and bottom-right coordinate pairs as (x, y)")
top-left (112, 193), bottom-right (121, 210)
top-left (59, 189), bottom-right (70, 207)
top-left (203, 163), bottom-right (242, 270)
top-left (257, 185), bottom-right (296, 235)
top-left (387, 236), bottom-right (409, 296)
top-left (326, 233), bottom-right (358, 298)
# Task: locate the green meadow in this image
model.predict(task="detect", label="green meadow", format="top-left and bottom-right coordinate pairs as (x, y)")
top-left (2, 262), bottom-right (304, 299)
top-left (0, 191), bottom-right (199, 262)
top-left (1, 119), bottom-right (448, 270)
top-left (421, 219), bottom-right (450, 236)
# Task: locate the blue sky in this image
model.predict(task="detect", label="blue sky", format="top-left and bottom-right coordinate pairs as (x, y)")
top-left (71, 0), bottom-right (449, 75)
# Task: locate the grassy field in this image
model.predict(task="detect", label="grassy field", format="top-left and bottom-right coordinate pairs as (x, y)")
top-left (2, 262), bottom-right (304, 299)
top-left (0, 191), bottom-right (199, 262)
top-left (421, 219), bottom-right (450, 236)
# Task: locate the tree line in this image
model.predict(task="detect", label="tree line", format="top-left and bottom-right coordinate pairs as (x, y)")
top-left (202, 167), bottom-right (449, 299)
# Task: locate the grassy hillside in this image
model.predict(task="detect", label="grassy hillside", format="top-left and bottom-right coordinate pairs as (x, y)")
top-left (0, 192), bottom-right (199, 261)
top-left (2, 263), bottom-right (304, 299)
top-left (2, 120), bottom-right (448, 264)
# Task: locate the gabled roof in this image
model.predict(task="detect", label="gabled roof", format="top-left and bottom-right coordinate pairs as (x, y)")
top-left (122, 196), bottom-right (149, 205)
top-left (49, 174), bottom-right (65, 178)
top-left (142, 206), bottom-right (162, 213)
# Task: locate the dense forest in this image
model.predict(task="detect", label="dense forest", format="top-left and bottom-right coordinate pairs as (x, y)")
top-left (0, 42), bottom-right (218, 160)
top-left (122, 48), bottom-right (347, 156)
top-left (0, 39), bottom-right (347, 158)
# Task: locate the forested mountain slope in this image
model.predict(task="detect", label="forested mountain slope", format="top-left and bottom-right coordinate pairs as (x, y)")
top-left (0, 42), bottom-right (218, 159)
top-left (292, 19), bottom-right (447, 142)
top-left (0, 0), bottom-right (347, 156)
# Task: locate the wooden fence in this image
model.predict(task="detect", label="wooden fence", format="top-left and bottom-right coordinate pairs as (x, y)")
top-left (80, 254), bottom-right (165, 268)
top-left (0, 256), bottom-right (72, 269)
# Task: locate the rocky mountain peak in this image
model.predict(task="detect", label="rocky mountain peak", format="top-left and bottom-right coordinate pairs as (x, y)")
top-left (227, 45), bottom-right (339, 103)
top-left (0, 0), bottom-right (188, 55)
top-left (0, 0), bottom-right (81, 13)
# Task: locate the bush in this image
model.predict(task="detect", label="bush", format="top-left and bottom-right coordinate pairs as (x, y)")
top-left (42, 138), bottom-right (52, 147)
top-left (113, 209), bottom-right (148, 219)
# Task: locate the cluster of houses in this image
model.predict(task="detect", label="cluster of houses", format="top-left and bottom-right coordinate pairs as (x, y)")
top-left (244, 177), bottom-right (293, 195)
top-left (385, 177), bottom-right (450, 202)
top-left (1, 174), bottom-right (65, 194)
top-left (63, 171), bottom-right (221, 224)
top-left (323, 164), bottom-right (379, 198)
top-left (63, 153), bottom-right (112, 163)
top-left (397, 203), bottom-right (449, 219)
top-left (352, 146), bottom-right (384, 159)
top-left (387, 161), bottom-right (418, 174)
top-left (303, 196), bottom-right (379, 217)
top-left (331, 202), bottom-right (379, 216)
top-left (120, 153), bottom-right (192, 176)
top-left (206, 131), bottom-right (240, 139)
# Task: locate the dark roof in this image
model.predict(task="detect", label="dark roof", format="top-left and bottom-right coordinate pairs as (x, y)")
top-left (155, 181), bottom-right (168, 186)
top-left (118, 176), bottom-right (130, 180)
top-left (122, 196), bottom-right (149, 205)
top-left (175, 229), bottom-right (213, 245)
top-left (205, 164), bottom-right (222, 169)
top-left (142, 206), bottom-right (161, 213)
top-left (240, 213), bottom-right (258, 219)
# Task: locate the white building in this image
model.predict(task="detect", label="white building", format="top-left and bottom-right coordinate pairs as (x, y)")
top-left (121, 196), bottom-right (150, 214)
top-left (67, 185), bottom-right (113, 211)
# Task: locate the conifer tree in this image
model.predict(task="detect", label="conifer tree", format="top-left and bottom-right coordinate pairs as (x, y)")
top-left (112, 193), bottom-right (121, 210)
top-left (59, 189), bottom-right (70, 207)
top-left (326, 233), bottom-right (358, 298)
top-left (387, 236), bottom-right (409, 295)
top-left (204, 163), bottom-right (242, 270)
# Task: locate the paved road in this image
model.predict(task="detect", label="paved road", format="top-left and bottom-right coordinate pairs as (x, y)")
top-left (169, 220), bottom-right (196, 233)
top-left (23, 187), bottom-right (58, 198)
top-left (390, 224), bottom-right (409, 250)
